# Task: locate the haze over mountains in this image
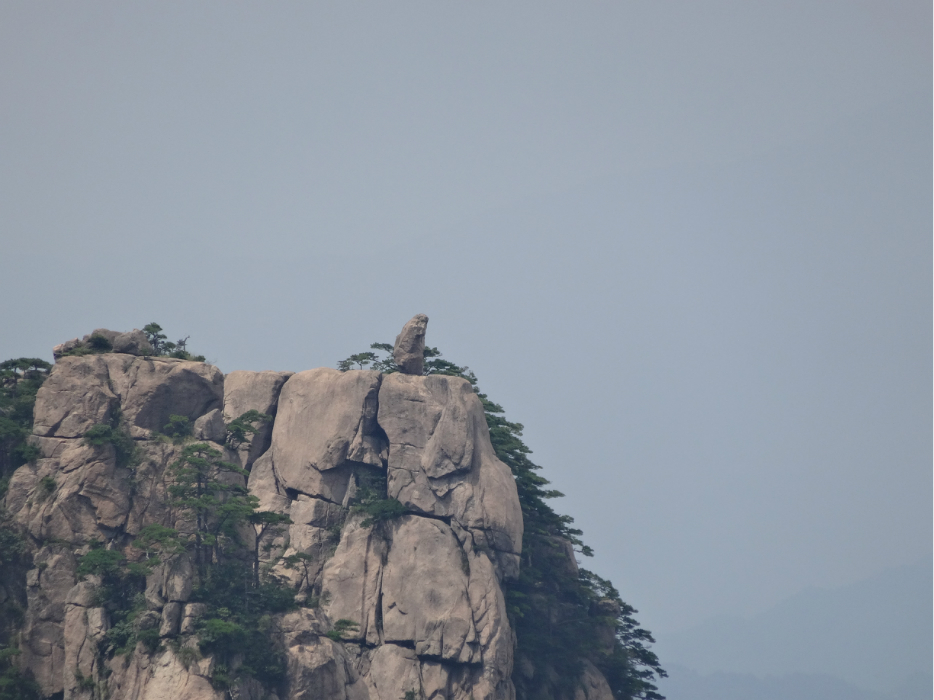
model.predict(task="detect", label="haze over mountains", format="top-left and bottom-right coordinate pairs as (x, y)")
top-left (660, 665), bottom-right (928, 700)
top-left (655, 562), bottom-right (931, 700)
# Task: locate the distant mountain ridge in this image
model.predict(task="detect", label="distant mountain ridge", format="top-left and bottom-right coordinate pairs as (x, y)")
top-left (658, 562), bottom-right (932, 695)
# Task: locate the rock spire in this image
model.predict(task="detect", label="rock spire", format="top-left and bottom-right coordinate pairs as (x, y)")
top-left (392, 314), bottom-right (428, 375)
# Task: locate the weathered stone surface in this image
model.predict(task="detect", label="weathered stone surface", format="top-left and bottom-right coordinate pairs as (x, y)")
top-left (180, 603), bottom-right (207, 635)
top-left (65, 580), bottom-right (99, 608)
top-left (224, 370), bottom-right (293, 419)
top-left (392, 314), bottom-right (428, 375)
top-left (53, 338), bottom-right (81, 359)
top-left (360, 646), bottom-right (500, 700)
top-left (32, 357), bottom-right (118, 438)
top-left (223, 370), bottom-right (292, 470)
top-left (6, 437), bottom-right (183, 552)
top-left (378, 373), bottom-right (523, 574)
top-left (145, 563), bottom-right (167, 610)
top-left (113, 329), bottom-right (153, 355)
top-left (12, 441), bottom-right (133, 543)
top-left (160, 602), bottom-right (182, 637)
top-left (193, 408), bottom-right (226, 442)
top-left (261, 368), bottom-right (385, 504)
top-left (363, 644), bottom-right (422, 700)
top-left (64, 600), bottom-right (105, 700)
top-left (106, 647), bottom-right (225, 700)
top-left (135, 610), bottom-right (162, 632)
top-left (270, 495), bottom-right (344, 593)
top-left (573, 661), bottom-right (615, 700)
top-left (381, 516), bottom-right (478, 662)
top-left (21, 548), bottom-right (77, 697)
top-left (320, 517), bottom-right (387, 646)
top-left (33, 355), bottom-right (223, 439)
top-left (320, 514), bottom-right (513, 686)
top-left (163, 554), bottom-right (193, 602)
top-left (463, 542), bottom-right (515, 695)
top-left (247, 452), bottom-right (290, 514)
top-left (62, 582), bottom-right (109, 700)
top-left (278, 609), bottom-right (368, 700)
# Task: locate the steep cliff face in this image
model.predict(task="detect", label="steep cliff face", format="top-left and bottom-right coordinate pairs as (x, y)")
top-left (2, 330), bottom-right (528, 698)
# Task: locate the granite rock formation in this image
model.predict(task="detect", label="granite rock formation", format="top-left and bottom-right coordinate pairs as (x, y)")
top-left (0, 319), bottom-right (611, 700)
top-left (392, 314), bottom-right (429, 375)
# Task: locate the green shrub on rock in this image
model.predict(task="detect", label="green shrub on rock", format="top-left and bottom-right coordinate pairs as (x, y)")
top-left (83, 408), bottom-right (140, 469)
top-left (0, 646), bottom-right (41, 700)
top-left (0, 358), bottom-right (51, 480)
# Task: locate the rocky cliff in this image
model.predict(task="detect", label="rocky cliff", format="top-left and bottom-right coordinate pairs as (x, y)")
top-left (0, 318), bottom-right (557, 700)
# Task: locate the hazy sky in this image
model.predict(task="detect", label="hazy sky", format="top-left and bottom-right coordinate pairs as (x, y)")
top-left (1, 1), bottom-right (930, 639)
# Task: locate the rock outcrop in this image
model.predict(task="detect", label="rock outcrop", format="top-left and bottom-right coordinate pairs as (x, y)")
top-left (52, 327), bottom-right (153, 359)
top-left (32, 354), bottom-right (223, 440)
top-left (2, 318), bottom-right (563, 700)
top-left (247, 357), bottom-right (523, 698)
top-left (393, 314), bottom-right (429, 375)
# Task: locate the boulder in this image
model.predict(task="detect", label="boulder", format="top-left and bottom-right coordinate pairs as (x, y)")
top-left (193, 408), bottom-right (226, 442)
top-left (392, 314), bottom-right (429, 375)
top-left (113, 329), bottom-right (153, 355)
top-left (51, 328), bottom-right (153, 359)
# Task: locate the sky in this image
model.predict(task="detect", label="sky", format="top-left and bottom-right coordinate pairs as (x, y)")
top-left (1, 0), bottom-right (930, 646)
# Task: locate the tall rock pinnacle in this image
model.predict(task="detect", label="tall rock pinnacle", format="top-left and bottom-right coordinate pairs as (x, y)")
top-left (393, 313), bottom-right (428, 375)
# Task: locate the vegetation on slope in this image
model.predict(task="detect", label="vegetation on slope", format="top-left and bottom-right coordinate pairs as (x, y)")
top-left (78, 414), bottom-right (295, 689)
top-left (0, 358), bottom-right (51, 483)
top-left (0, 358), bottom-right (49, 698)
top-left (339, 343), bottom-right (667, 700)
